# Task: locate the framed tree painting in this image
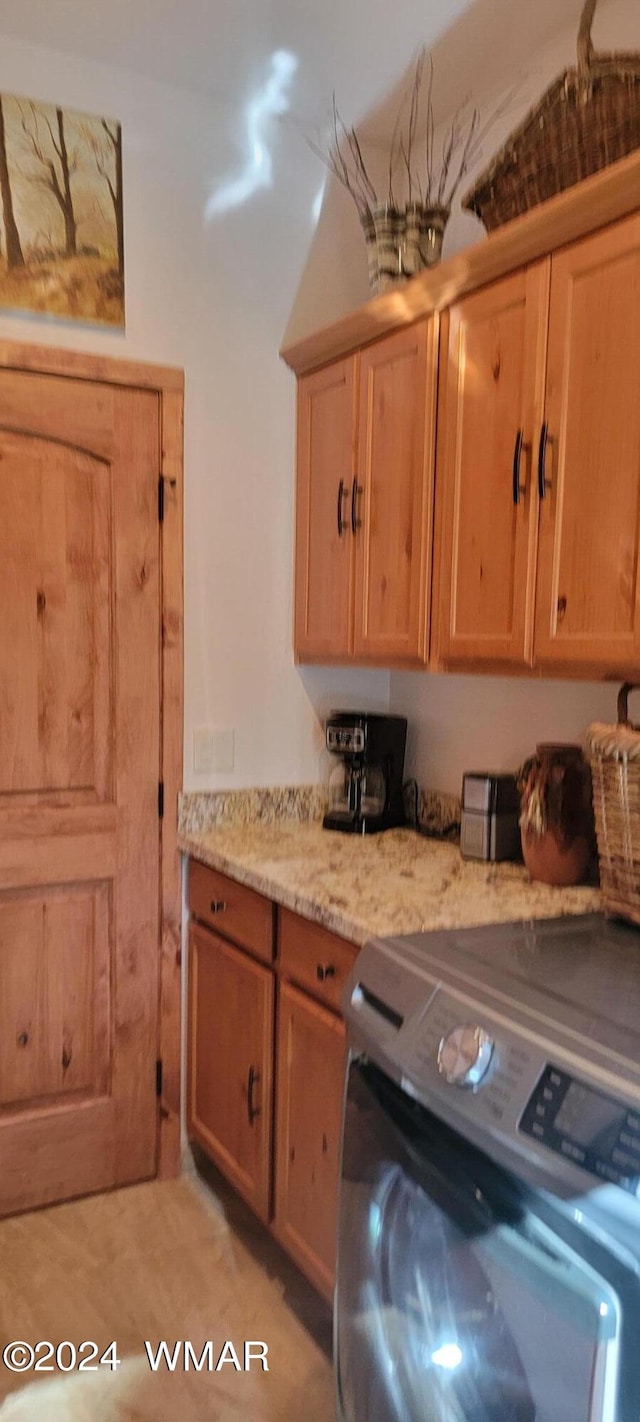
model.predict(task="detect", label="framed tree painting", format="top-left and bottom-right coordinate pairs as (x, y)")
top-left (0, 93), bottom-right (124, 327)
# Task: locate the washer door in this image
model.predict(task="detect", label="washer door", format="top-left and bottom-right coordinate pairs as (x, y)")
top-left (336, 1060), bottom-right (629, 1422)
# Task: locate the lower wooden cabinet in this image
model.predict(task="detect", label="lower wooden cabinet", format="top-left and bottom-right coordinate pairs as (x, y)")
top-left (187, 860), bottom-right (353, 1301)
top-left (273, 980), bottom-right (346, 1303)
top-left (187, 922), bottom-right (273, 1223)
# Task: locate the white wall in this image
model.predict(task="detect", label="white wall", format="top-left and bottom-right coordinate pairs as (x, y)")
top-left (287, 0), bottom-right (640, 340)
top-left (0, 32), bottom-right (389, 791)
top-left (391, 674), bottom-right (620, 797)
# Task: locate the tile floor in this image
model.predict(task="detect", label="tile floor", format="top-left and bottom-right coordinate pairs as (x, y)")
top-left (0, 1163), bottom-right (334, 1420)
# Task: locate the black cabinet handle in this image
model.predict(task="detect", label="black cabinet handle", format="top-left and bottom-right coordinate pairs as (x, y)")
top-left (247, 1065), bottom-right (261, 1125)
top-left (209, 899), bottom-right (226, 915)
top-left (351, 478), bottom-right (362, 534)
top-left (336, 479), bottom-right (348, 537)
top-left (316, 963), bottom-right (336, 982)
top-left (537, 421), bottom-right (551, 501)
top-left (512, 428), bottom-right (525, 505)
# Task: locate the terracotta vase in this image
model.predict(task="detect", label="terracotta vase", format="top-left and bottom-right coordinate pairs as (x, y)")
top-left (521, 825), bottom-right (591, 887)
top-left (519, 742), bottom-right (595, 887)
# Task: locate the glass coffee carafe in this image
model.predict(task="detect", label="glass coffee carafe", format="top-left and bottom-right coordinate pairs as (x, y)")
top-left (327, 760), bottom-right (387, 823)
top-left (323, 712), bottom-right (407, 835)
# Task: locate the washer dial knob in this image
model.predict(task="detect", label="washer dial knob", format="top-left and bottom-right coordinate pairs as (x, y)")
top-left (438, 1024), bottom-right (494, 1088)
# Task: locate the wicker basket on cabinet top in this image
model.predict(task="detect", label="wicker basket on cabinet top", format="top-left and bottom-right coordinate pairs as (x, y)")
top-left (462, 0), bottom-right (640, 232)
top-left (586, 685), bottom-right (640, 927)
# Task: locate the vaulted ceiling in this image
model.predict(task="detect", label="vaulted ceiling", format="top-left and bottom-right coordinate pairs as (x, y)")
top-left (0, 0), bottom-right (593, 129)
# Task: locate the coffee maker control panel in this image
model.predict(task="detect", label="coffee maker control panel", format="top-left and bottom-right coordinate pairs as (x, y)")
top-left (327, 725), bottom-right (365, 755)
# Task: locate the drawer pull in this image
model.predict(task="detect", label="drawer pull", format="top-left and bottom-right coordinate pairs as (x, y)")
top-left (209, 899), bottom-right (227, 915)
top-left (316, 963), bottom-right (336, 982)
top-left (247, 1065), bottom-right (261, 1125)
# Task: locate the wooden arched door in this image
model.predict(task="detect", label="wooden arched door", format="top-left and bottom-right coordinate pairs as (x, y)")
top-left (0, 354), bottom-right (183, 1214)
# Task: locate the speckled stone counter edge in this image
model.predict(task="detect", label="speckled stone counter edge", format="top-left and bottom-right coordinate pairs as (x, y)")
top-left (178, 785), bottom-right (462, 837)
top-left (178, 785), bottom-right (327, 833)
top-left (177, 819), bottom-right (601, 947)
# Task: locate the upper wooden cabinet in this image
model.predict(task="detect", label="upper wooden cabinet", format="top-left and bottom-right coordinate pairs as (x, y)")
top-left (287, 156), bottom-right (640, 680)
top-left (354, 323), bottom-right (437, 663)
top-left (294, 357), bottom-right (357, 660)
top-left (294, 319), bottom-right (437, 666)
top-left (534, 215), bottom-right (640, 673)
top-left (435, 213), bottom-right (640, 678)
top-left (435, 264), bottom-right (549, 668)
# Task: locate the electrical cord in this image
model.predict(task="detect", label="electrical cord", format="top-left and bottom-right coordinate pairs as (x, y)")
top-left (402, 778), bottom-right (461, 842)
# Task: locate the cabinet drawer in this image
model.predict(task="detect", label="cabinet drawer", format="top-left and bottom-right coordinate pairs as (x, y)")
top-left (188, 860), bottom-right (274, 963)
top-left (278, 907), bottom-right (358, 1012)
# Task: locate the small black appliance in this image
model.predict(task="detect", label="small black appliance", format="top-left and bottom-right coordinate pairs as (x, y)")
top-left (322, 711), bottom-right (407, 835)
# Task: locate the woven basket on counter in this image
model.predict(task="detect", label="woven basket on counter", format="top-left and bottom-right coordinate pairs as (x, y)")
top-left (586, 685), bottom-right (640, 925)
top-left (462, 0), bottom-right (640, 232)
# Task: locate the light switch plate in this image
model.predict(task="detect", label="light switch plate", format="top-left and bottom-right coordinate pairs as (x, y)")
top-left (193, 726), bottom-right (235, 774)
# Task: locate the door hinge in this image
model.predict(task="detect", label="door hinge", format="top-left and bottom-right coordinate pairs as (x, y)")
top-left (158, 781), bottom-right (164, 818)
top-left (158, 475), bottom-right (177, 523)
top-left (156, 1059), bottom-right (163, 1098)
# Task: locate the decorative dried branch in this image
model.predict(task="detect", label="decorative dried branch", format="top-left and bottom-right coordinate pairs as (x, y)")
top-left (331, 94), bottom-right (352, 194)
top-left (339, 111), bottom-right (377, 207)
top-left (387, 70), bottom-right (411, 206)
top-left (425, 58), bottom-right (435, 204)
top-left (400, 136), bottom-right (412, 202)
top-left (309, 50), bottom-right (515, 226)
top-left (452, 82), bottom-right (520, 181)
top-left (442, 109), bottom-right (479, 208)
top-left (404, 49), bottom-right (425, 204)
top-left (307, 93), bottom-right (378, 223)
top-left (436, 99), bottom-right (464, 204)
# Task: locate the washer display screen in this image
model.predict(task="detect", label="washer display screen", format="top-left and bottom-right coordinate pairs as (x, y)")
top-left (554, 1081), bottom-right (627, 1151)
top-left (519, 1063), bottom-right (640, 1189)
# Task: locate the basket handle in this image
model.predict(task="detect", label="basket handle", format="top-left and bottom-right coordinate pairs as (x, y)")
top-left (577, 0), bottom-right (598, 79)
top-left (617, 682), bottom-right (640, 727)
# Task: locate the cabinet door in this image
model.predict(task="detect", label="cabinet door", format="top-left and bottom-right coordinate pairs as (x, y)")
top-left (187, 924), bottom-right (273, 1223)
top-left (434, 264), bottom-right (549, 668)
top-left (274, 981), bottom-right (346, 1302)
top-left (535, 215), bottom-right (640, 673)
top-left (353, 320), bottom-right (437, 664)
top-left (294, 357), bottom-right (357, 660)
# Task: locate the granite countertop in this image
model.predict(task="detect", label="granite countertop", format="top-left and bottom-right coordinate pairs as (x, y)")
top-left (177, 815), bottom-right (601, 947)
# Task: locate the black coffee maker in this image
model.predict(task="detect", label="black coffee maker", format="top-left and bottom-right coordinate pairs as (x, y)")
top-left (322, 711), bottom-right (407, 834)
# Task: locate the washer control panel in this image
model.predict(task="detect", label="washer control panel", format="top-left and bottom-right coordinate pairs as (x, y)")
top-left (347, 929), bottom-right (640, 1195)
top-left (520, 1063), bottom-right (640, 1193)
top-left (400, 986), bottom-right (538, 1131)
top-left (437, 1024), bottom-right (494, 1088)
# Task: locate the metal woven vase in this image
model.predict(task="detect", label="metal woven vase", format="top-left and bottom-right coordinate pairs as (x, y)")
top-left (363, 203), bottom-right (449, 296)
